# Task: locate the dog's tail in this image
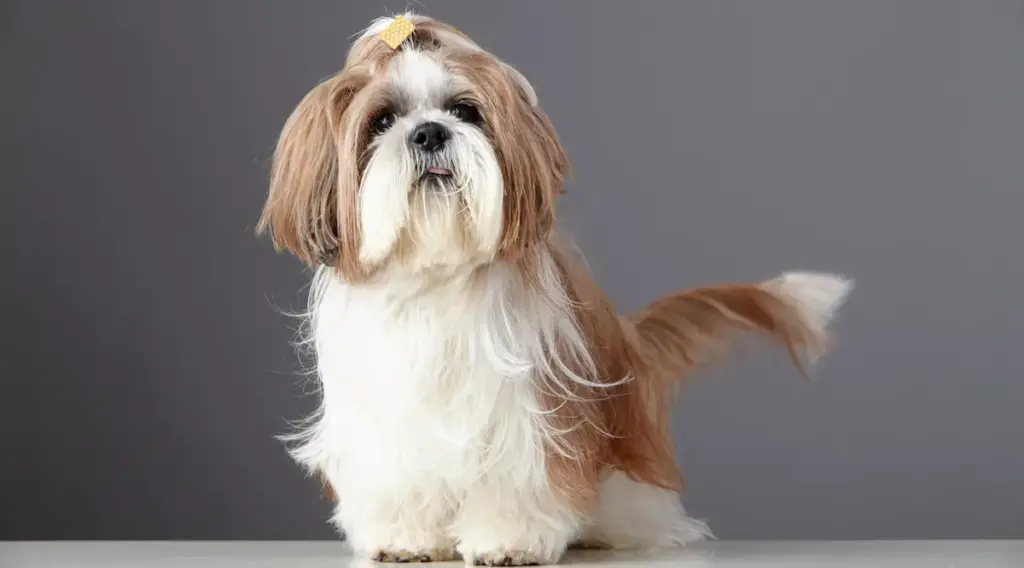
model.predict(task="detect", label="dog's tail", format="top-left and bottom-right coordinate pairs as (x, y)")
top-left (628, 272), bottom-right (852, 382)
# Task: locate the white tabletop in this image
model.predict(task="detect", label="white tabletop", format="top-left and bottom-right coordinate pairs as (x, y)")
top-left (2, 541), bottom-right (1021, 567)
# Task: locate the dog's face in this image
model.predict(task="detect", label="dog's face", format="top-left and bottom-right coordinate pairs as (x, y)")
top-left (258, 15), bottom-right (569, 282)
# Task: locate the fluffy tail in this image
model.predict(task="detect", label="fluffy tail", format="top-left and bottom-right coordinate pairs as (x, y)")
top-left (629, 272), bottom-right (853, 380)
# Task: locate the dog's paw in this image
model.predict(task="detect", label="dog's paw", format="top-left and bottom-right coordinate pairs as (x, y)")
top-left (568, 539), bottom-right (611, 550)
top-left (470, 550), bottom-right (545, 566)
top-left (371, 548), bottom-right (458, 563)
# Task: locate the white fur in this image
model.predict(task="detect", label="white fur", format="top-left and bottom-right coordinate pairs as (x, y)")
top-left (289, 251), bottom-right (606, 564)
top-left (360, 13), bottom-right (539, 107)
top-left (356, 49), bottom-right (505, 271)
top-left (579, 471), bottom-right (713, 549)
top-left (763, 272), bottom-right (853, 359)
top-left (766, 272), bottom-right (852, 325)
top-left (287, 251), bottom-right (719, 563)
top-left (284, 263), bottom-right (846, 563)
top-left (765, 270), bottom-right (851, 329)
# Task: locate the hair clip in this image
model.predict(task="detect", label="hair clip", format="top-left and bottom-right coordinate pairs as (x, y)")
top-left (379, 15), bottom-right (415, 50)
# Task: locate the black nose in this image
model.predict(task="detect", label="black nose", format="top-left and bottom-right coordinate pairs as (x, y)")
top-left (409, 121), bottom-right (449, 152)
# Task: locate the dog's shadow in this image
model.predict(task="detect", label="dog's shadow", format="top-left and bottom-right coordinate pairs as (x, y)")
top-left (344, 545), bottom-right (716, 567)
top-left (561, 546), bottom-right (715, 567)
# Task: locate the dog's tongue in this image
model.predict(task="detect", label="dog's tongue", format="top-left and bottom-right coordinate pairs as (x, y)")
top-left (427, 166), bottom-right (452, 176)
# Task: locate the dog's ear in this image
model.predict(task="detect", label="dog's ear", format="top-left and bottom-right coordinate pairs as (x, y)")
top-left (492, 61), bottom-right (570, 260)
top-left (442, 51), bottom-right (570, 262)
top-left (501, 62), bottom-right (539, 108)
top-left (257, 74), bottom-right (361, 268)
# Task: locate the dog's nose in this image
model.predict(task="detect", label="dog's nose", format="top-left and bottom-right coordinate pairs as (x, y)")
top-left (409, 121), bottom-right (449, 152)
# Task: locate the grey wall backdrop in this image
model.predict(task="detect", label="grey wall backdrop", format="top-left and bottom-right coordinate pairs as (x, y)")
top-left (3, 0), bottom-right (1022, 541)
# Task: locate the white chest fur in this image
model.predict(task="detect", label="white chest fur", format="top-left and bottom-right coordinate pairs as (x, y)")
top-left (312, 265), bottom-right (546, 488)
top-left (288, 259), bottom-right (593, 561)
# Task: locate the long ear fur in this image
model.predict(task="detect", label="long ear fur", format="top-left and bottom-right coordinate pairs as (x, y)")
top-left (256, 75), bottom-right (359, 268)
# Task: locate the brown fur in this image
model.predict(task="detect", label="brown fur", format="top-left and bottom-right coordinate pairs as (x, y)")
top-left (318, 470), bottom-right (337, 502)
top-left (629, 284), bottom-right (828, 380)
top-left (446, 51), bottom-right (569, 263)
top-left (256, 17), bottom-right (563, 281)
top-left (537, 245), bottom-right (835, 513)
top-left (255, 68), bottom-right (373, 277)
top-left (533, 244), bottom-right (683, 512)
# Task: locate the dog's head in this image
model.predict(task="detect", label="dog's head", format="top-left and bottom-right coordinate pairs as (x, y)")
top-left (257, 14), bottom-right (568, 281)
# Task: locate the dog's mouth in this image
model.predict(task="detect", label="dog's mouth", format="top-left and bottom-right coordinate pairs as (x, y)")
top-left (422, 166), bottom-right (453, 179)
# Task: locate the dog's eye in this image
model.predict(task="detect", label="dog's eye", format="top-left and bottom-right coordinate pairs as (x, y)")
top-left (447, 102), bottom-right (481, 124)
top-left (369, 109), bottom-right (396, 135)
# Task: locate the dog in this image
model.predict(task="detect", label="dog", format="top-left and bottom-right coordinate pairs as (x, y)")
top-left (257, 12), bottom-right (852, 566)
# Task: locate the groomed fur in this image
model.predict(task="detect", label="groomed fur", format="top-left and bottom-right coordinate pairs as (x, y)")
top-left (258, 12), bottom-right (852, 566)
top-left (630, 271), bottom-right (851, 382)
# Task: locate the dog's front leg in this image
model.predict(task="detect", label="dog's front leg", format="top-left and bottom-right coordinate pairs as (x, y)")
top-left (331, 482), bottom-right (458, 563)
top-left (452, 481), bottom-right (580, 566)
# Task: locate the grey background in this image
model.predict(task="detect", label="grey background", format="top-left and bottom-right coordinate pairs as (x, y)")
top-left (2, 0), bottom-right (1022, 541)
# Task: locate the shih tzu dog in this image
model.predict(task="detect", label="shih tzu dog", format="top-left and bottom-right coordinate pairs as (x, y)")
top-left (257, 12), bottom-right (852, 566)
